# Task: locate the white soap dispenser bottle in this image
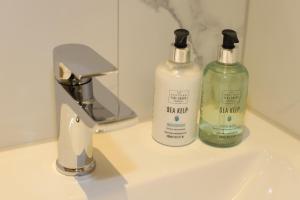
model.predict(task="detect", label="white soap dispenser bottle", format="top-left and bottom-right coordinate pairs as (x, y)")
top-left (152, 29), bottom-right (201, 146)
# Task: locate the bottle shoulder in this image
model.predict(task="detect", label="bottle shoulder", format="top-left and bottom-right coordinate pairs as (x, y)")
top-left (204, 61), bottom-right (248, 75)
top-left (156, 60), bottom-right (202, 78)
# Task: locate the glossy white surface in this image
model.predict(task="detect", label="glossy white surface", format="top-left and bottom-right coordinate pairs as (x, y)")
top-left (1, 111), bottom-right (300, 200)
top-left (152, 61), bottom-right (201, 146)
top-left (0, 0), bottom-right (118, 148)
top-left (244, 0), bottom-right (300, 136)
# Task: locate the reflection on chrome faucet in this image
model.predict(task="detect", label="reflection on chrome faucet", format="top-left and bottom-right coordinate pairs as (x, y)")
top-left (54, 44), bottom-right (136, 176)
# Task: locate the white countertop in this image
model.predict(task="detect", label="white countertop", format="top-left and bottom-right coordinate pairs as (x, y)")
top-left (1, 111), bottom-right (300, 200)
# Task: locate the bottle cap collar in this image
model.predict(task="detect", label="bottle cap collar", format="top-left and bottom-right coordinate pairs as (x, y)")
top-left (218, 47), bottom-right (237, 64)
top-left (170, 44), bottom-right (191, 63)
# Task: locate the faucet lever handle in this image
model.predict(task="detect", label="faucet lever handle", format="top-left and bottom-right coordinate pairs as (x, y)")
top-left (54, 44), bottom-right (117, 81)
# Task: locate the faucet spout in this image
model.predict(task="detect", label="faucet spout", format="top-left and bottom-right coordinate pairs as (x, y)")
top-left (54, 44), bottom-right (136, 176)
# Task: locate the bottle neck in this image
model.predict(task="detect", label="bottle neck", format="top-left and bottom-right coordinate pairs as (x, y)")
top-left (217, 47), bottom-right (238, 65)
top-left (169, 44), bottom-right (190, 64)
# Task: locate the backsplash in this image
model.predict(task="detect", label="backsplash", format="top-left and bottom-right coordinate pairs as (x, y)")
top-left (119, 0), bottom-right (248, 120)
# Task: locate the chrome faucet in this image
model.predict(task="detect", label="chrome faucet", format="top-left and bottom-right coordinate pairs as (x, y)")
top-left (54, 44), bottom-right (136, 176)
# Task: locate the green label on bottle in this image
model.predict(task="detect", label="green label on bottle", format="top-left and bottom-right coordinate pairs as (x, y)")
top-left (216, 90), bottom-right (242, 134)
top-left (222, 90), bottom-right (241, 105)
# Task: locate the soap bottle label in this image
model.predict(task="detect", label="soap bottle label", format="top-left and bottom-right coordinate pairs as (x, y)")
top-left (214, 90), bottom-right (242, 135)
top-left (165, 90), bottom-right (189, 139)
top-left (152, 75), bottom-right (200, 147)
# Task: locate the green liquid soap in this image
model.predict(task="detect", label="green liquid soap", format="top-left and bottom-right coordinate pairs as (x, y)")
top-left (199, 29), bottom-right (249, 147)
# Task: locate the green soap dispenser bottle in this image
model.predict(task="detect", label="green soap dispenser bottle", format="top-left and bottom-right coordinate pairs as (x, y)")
top-left (199, 29), bottom-right (249, 147)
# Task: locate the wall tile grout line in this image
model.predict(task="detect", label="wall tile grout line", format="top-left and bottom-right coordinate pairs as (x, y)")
top-left (117, 0), bottom-right (120, 117)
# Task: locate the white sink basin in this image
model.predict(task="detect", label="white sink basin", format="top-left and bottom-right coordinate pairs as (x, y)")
top-left (127, 151), bottom-right (300, 200)
top-left (233, 152), bottom-right (300, 200)
top-left (0, 111), bottom-right (300, 199)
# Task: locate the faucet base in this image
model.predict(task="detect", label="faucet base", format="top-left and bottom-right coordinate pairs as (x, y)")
top-left (56, 159), bottom-right (96, 176)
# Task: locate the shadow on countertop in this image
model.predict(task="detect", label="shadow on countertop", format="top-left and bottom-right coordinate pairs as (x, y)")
top-left (76, 148), bottom-right (128, 200)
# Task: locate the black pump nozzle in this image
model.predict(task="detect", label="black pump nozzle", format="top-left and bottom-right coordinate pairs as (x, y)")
top-left (222, 29), bottom-right (239, 49)
top-left (174, 29), bottom-right (189, 48)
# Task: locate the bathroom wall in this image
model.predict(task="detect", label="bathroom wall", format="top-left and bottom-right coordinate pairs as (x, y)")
top-left (0, 0), bottom-right (118, 148)
top-left (244, 0), bottom-right (300, 136)
top-left (119, 0), bottom-right (248, 120)
top-left (0, 0), bottom-right (249, 148)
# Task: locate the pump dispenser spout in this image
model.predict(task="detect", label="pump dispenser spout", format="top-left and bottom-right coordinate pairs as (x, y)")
top-left (170, 29), bottom-right (190, 63)
top-left (174, 29), bottom-right (189, 48)
top-left (222, 29), bottom-right (239, 49)
top-left (218, 29), bottom-right (239, 64)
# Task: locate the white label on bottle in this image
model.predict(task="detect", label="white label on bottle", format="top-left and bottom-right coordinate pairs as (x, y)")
top-left (164, 89), bottom-right (189, 139)
top-left (168, 90), bottom-right (189, 104)
top-left (152, 71), bottom-right (200, 146)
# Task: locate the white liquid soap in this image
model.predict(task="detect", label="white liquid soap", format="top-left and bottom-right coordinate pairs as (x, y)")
top-left (152, 29), bottom-right (201, 146)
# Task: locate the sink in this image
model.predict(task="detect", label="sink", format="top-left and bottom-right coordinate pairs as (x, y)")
top-left (0, 111), bottom-right (300, 200)
top-left (234, 152), bottom-right (300, 200)
top-left (127, 151), bottom-right (300, 200)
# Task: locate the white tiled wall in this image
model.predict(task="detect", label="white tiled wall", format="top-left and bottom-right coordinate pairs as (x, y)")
top-left (0, 0), bottom-right (118, 148)
top-left (244, 0), bottom-right (300, 136)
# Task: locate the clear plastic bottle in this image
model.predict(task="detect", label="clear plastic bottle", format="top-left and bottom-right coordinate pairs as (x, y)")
top-left (199, 29), bottom-right (249, 147)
